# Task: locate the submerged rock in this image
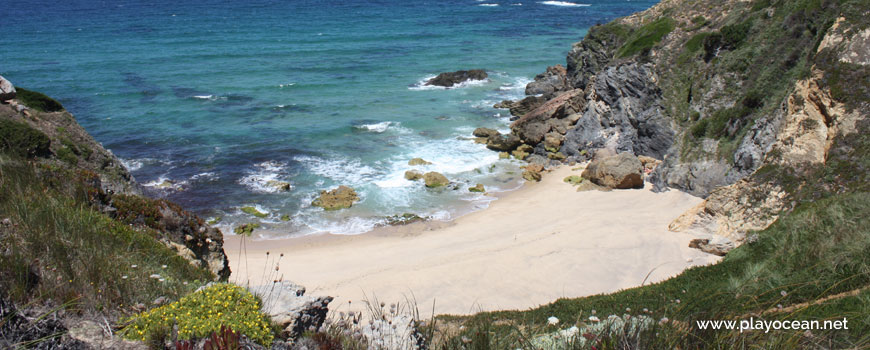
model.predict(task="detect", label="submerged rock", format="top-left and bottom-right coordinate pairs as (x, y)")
top-left (469, 184), bottom-right (486, 193)
top-left (0, 75), bottom-right (16, 102)
top-left (266, 180), bottom-right (291, 192)
top-left (408, 157), bottom-right (432, 166)
top-left (241, 206), bottom-right (268, 218)
top-left (423, 172), bottom-right (449, 188)
top-left (384, 213), bottom-right (428, 226)
top-left (312, 185), bottom-right (360, 210)
top-left (233, 223), bottom-right (260, 236)
top-left (581, 153), bottom-right (644, 189)
top-left (425, 69), bottom-right (488, 87)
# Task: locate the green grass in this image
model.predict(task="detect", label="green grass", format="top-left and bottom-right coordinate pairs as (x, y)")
top-left (618, 17), bottom-right (676, 58)
top-left (14, 87), bottom-right (64, 112)
top-left (0, 119), bottom-right (51, 158)
top-left (0, 158), bottom-right (212, 313)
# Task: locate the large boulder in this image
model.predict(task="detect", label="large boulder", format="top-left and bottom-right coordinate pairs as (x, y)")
top-left (525, 65), bottom-right (568, 95)
top-left (0, 75), bottom-right (15, 102)
top-left (494, 95), bottom-right (548, 120)
top-left (312, 185), bottom-right (359, 210)
top-left (472, 127), bottom-right (500, 138)
top-left (404, 170), bottom-right (423, 181)
top-left (581, 153), bottom-right (644, 189)
top-left (251, 282), bottom-right (333, 339)
top-left (425, 69), bottom-right (487, 87)
top-left (408, 157), bottom-right (432, 166)
top-left (423, 172), bottom-right (449, 188)
top-left (485, 133), bottom-right (521, 152)
top-left (522, 163), bottom-right (544, 182)
top-left (511, 89), bottom-right (585, 144)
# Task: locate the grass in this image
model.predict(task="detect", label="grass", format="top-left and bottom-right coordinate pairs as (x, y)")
top-left (14, 87), bottom-right (64, 112)
top-left (0, 157), bottom-right (212, 314)
top-left (617, 17), bottom-right (676, 58)
top-left (0, 119), bottom-right (51, 158)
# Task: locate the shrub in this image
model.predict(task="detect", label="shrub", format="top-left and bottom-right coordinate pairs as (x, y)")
top-left (121, 283), bottom-right (274, 346)
top-left (14, 87), bottom-right (64, 112)
top-left (618, 18), bottom-right (676, 57)
top-left (0, 120), bottom-right (51, 158)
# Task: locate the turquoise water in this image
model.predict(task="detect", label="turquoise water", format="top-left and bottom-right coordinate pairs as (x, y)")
top-left (2, 0), bottom-right (657, 237)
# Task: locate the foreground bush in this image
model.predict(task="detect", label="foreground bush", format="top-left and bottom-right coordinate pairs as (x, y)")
top-left (121, 283), bottom-right (274, 346)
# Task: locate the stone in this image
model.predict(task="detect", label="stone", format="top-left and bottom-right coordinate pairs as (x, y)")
top-left (251, 282), bottom-right (333, 340)
top-left (385, 213), bottom-right (427, 225)
top-left (688, 237), bottom-right (735, 256)
top-left (499, 152), bottom-right (510, 159)
top-left (485, 133), bottom-right (521, 152)
top-left (511, 149), bottom-right (529, 160)
top-left (425, 69), bottom-right (488, 87)
top-left (473, 127), bottom-right (500, 138)
top-left (423, 172), bottom-right (449, 188)
top-left (312, 185), bottom-right (359, 210)
top-left (637, 155), bottom-right (661, 172)
top-left (404, 170), bottom-right (423, 181)
top-left (511, 89), bottom-right (584, 145)
top-left (564, 175), bottom-right (584, 185)
top-left (544, 132), bottom-right (563, 152)
top-left (548, 152), bottom-right (566, 160)
top-left (581, 153), bottom-right (644, 189)
top-left (522, 163), bottom-right (544, 182)
top-left (266, 180), bottom-right (291, 192)
top-left (525, 64), bottom-right (568, 95)
top-left (234, 223), bottom-right (260, 236)
top-left (408, 157), bottom-right (432, 166)
top-left (469, 184), bottom-right (486, 192)
top-left (0, 75), bottom-right (16, 102)
top-left (241, 206), bottom-right (268, 218)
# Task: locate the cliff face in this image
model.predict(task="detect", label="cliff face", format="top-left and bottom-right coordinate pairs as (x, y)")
top-left (502, 0), bottom-right (869, 253)
top-left (0, 85), bottom-right (230, 279)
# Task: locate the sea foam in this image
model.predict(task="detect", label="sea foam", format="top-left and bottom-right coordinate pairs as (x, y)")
top-left (539, 1), bottom-right (590, 7)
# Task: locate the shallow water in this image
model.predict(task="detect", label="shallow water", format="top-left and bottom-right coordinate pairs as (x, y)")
top-left (1, 0), bottom-right (657, 237)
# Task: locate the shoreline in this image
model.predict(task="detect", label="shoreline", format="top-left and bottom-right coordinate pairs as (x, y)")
top-left (225, 165), bottom-right (720, 316)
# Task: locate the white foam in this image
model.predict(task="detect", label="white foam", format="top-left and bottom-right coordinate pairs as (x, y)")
top-left (143, 176), bottom-right (186, 191)
top-left (409, 75), bottom-right (490, 91)
top-left (278, 83), bottom-right (295, 88)
top-left (478, 3), bottom-right (499, 6)
top-left (238, 161), bottom-right (293, 194)
top-left (294, 155), bottom-right (379, 185)
top-left (512, 2), bottom-right (523, 5)
top-left (192, 95), bottom-right (214, 100)
top-left (190, 172), bottom-right (218, 181)
top-left (120, 158), bottom-right (144, 171)
top-left (355, 121), bottom-right (396, 133)
top-left (539, 1), bottom-right (590, 7)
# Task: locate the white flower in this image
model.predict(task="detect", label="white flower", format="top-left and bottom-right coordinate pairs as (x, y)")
top-left (588, 316), bottom-right (600, 322)
top-left (780, 290), bottom-right (788, 297)
top-left (149, 274), bottom-right (161, 279)
top-left (121, 275), bottom-right (128, 279)
top-left (547, 316), bottom-right (559, 326)
top-left (161, 265), bottom-right (167, 269)
top-left (131, 264), bottom-right (138, 268)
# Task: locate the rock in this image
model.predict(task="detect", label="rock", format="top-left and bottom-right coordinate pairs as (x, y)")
top-left (469, 184), bottom-right (486, 192)
top-left (473, 127), bottom-right (500, 138)
top-left (548, 152), bottom-right (566, 160)
top-left (564, 175), bottom-right (583, 185)
top-left (251, 282), bottom-right (333, 340)
top-left (408, 157), bottom-right (432, 166)
top-left (544, 132), bottom-right (563, 152)
top-left (486, 133), bottom-right (521, 152)
top-left (493, 100), bottom-right (513, 109)
top-left (233, 223), bottom-right (260, 236)
top-left (423, 172), bottom-right (449, 188)
top-left (511, 89), bottom-right (585, 145)
top-left (498, 152), bottom-right (510, 159)
top-left (522, 164), bottom-right (544, 182)
top-left (404, 170), bottom-right (423, 181)
top-left (280, 214), bottom-right (291, 221)
top-left (474, 137), bottom-right (488, 144)
top-left (511, 149), bottom-right (529, 160)
top-left (581, 153), bottom-right (644, 189)
top-left (637, 155), bottom-right (661, 173)
top-left (688, 237), bottom-right (735, 256)
top-left (266, 180), bottom-right (291, 192)
top-left (425, 69), bottom-right (488, 87)
top-left (525, 65), bottom-right (568, 95)
top-left (241, 206), bottom-right (268, 218)
top-left (312, 186), bottom-right (359, 210)
top-left (0, 75), bottom-right (16, 102)
top-left (385, 213), bottom-right (427, 225)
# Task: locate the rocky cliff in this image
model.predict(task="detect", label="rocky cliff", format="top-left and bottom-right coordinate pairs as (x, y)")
top-left (496, 0), bottom-right (869, 254)
top-left (0, 80), bottom-right (230, 279)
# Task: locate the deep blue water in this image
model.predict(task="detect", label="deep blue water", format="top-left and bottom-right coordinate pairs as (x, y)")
top-left (1, 0), bottom-right (657, 237)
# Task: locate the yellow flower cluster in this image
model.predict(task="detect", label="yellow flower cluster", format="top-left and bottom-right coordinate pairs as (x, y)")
top-left (121, 283), bottom-right (273, 346)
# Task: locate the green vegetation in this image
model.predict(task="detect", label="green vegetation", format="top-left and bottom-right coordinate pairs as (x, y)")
top-left (15, 87), bottom-right (64, 112)
top-left (0, 158), bottom-right (211, 312)
top-left (563, 175), bottom-right (583, 185)
top-left (241, 206), bottom-right (269, 218)
top-left (234, 223), bottom-right (260, 236)
top-left (121, 283), bottom-right (274, 346)
top-left (618, 17), bottom-right (676, 58)
top-left (0, 119), bottom-right (51, 158)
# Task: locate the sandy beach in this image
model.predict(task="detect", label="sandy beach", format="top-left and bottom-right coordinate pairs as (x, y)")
top-left (225, 166), bottom-right (719, 316)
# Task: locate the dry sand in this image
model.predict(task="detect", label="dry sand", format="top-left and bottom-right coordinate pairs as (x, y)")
top-left (225, 166), bottom-right (719, 316)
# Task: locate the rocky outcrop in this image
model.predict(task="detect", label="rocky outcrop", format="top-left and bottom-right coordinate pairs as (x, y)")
top-left (581, 153), bottom-right (644, 189)
top-left (425, 69), bottom-right (487, 87)
top-left (522, 163), bottom-right (544, 182)
top-left (408, 157), bottom-right (432, 166)
top-left (525, 65), bottom-right (568, 96)
top-left (312, 186), bottom-right (360, 210)
top-left (0, 75), bottom-right (15, 102)
top-left (494, 96), bottom-right (547, 120)
top-left (485, 133), bottom-right (521, 152)
top-left (473, 127), bottom-right (500, 138)
top-left (404, 170), bottom-right (423, 181)
top-left (423, 172), bottom-right (449, 188)
top-left (469, 183), bottom-right (485, 193)
top-left (251, 282), bottom-right (333, 339)
top-left (511, 89), bottom-right (585, 145)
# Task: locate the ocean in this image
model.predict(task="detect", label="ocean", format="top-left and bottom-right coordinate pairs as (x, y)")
top-left (1, 0), bottom-right (657, 237)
